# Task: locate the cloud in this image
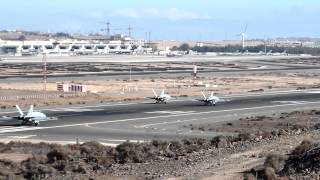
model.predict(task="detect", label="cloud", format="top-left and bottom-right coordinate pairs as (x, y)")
top-left (59, 19), bottom-right (83, 32)
top-left (145, 8), bottom-right (160, 16)
top-left (164, 8), bottom-right (210, 20)
top-left (109, 7), bottom-right (211, 20)
top-left (299, 6), bottom-right (320, 14)
top-left (87, 12), bottom-right (105, 19)
top-left (112, 8), bottom-right (139, 18)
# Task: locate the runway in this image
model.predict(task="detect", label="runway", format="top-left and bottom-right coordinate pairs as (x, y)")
top-left (1, 90), bottom-right (320, 145)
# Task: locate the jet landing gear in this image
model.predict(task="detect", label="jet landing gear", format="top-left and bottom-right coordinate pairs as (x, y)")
top-left (33, 121), bottom-right (39, 126)
top-left (155, 101), bottom-right (167, 104)
top-left (205, 102), bottom-right (216, 106)
top-left (21, 120), bottom-right (39, 126)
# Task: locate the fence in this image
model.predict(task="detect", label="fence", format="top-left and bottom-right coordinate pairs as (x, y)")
top-left (0, 92), bottom-right (87, 101)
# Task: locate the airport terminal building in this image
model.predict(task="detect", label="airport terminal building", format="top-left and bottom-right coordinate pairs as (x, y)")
top-left (0, 32), bottom-right (150, 56)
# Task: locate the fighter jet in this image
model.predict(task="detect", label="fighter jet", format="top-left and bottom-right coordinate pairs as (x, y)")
top-left (197, 92), bottom-right (222, 106)
top-left (14, 105), bottom-right (47, 126)
top-left (148, 89), bottom-right (172, 104)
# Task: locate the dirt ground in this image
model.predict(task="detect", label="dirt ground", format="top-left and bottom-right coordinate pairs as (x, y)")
top-left (0, 109), bottom-right (319, 180)
top-left (186, 109), bottom-right (320, 180)
top-left (199, 132), bottom-right (319, 180)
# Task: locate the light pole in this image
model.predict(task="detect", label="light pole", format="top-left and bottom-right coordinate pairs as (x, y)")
top-left (129, 66), bottom-right (132, 81)
top-left (42, 53), bottom-right (47, 92)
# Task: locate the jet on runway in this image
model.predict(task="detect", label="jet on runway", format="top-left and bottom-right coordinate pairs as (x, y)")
top-left (13, 105), bottom-right (47, 126)
top-left (197, 92), bottom-right (223, 106)
top-left (148, 89), bottom-right (172, 104)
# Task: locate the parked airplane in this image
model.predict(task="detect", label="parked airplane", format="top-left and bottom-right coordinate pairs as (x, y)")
top-left (148, 89), bottom-right (172, 104)
top-left (14, 105), bottom-right (47, 126)
top-left (197, 92), bottom-right (223, 106)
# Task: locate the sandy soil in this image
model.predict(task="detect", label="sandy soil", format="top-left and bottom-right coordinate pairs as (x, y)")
top-left (199, 133), bottom-right (318, 180)
top-left (182, 109), bottom-right (320, 180)
top-left (0, 153), bottom-right (32, 163)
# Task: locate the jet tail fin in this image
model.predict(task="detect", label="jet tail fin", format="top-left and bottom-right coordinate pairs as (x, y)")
top-left (210, 92), bottom-right (214, 98)
top-left (160, 89), bottom-right (165, 96)
top-left (15, 105), bottom-right (24, 117)
top-left (152, 88), bottom-right (158, 97)
top-left (27, 105), bottom-right (34, 116)
top-left (201, 91), bottom-right (207, 100)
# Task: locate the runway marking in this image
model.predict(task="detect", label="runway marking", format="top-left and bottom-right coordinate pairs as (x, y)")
top-left (0, 102), bottom-right (140, 114)
top-left (7, 135), bottom-right (36, 139)
top-left (136, 117), bottom-right (209, 128)
top-left (49, 108), bottom-right (104, 112)
top-left (272, 101), bottom-right (309, 104)
top-left (145, 111), bottom-right (196, 115)
top-left (218, 89), bottom-right (320, 99)
top-left (136, 112), bottom-right (255, 129)
top-left (307, 91), bottom-right (320, 94)
top-left (0, 101), bottom-right (320, 134)
top-left (0, 126), bottom-right (35, 133)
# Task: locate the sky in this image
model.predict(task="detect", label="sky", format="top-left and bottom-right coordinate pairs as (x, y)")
top-left (1, 0), bottom-right (320, 40)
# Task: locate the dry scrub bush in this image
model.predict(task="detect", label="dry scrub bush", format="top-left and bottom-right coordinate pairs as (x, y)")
top-left (264, 154), bottom-right (286, 173)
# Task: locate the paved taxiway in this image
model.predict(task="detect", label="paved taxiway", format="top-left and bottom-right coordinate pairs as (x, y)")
top-left (1, 90), bottom-right (320, 145)
top-left (1, 56), bottom-right (320, 83)
top-left (1, 55), bottom-right (304, 63)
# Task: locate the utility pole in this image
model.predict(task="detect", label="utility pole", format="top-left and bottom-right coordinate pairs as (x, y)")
top-left (100, 21), bottom-right (111, 36)
top-left (263, 35), bottom-right (267, 54)
top-left (42, 53), bottom-right (47, 92)
top-left (128, 25), bottom-right (133, 37)
top-left (145, 32), bottom-right (148, 48)
top-left (129, 66), bottom-right (132, 81)
top-left (148, 31), bottom-right (151, 44)
top-left (106, 21), bottom-right (110, 36)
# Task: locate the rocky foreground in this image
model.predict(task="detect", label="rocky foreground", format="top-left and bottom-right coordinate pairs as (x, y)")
top-left (0, 110), bottom-right (320, 179)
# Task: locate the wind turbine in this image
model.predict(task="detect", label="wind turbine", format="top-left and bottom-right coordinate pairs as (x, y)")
top-left (237, 24), bottom-right (248, 50)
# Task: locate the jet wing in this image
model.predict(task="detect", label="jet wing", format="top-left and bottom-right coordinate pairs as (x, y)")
top-left (0, 116), bottom-right (15, 120)
top-left (218, 98), bottom-right (230, 102)
top-left (146, 97), bottom-right (157, 100)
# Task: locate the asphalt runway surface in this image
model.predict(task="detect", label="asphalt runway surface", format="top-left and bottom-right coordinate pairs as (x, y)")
top-left (1, 90), bottom-right (320, 145)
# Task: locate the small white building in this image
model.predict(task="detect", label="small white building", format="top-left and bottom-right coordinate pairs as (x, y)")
top-left (57, 83), bottom-right (87, 93)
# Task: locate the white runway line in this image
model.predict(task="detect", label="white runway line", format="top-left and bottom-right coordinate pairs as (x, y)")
top-left (49, 108), bottom-right (104, 112)
top-left (145, 111), bottom-right (196, 115)
top-left (7, 135), bottom-right (36, 139)
top-left (307, 91), bottom-right (320, 94)
top-left (0, 101), bottom-right (320, 134)
top-left (272, 101), bottom-right (309, 104)
top-left (136, 117), bottom-right (209, 128)
top-left (0, 102), bottom-right (140, 114)
top-left (0, 126), bottom-right (35, 132)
